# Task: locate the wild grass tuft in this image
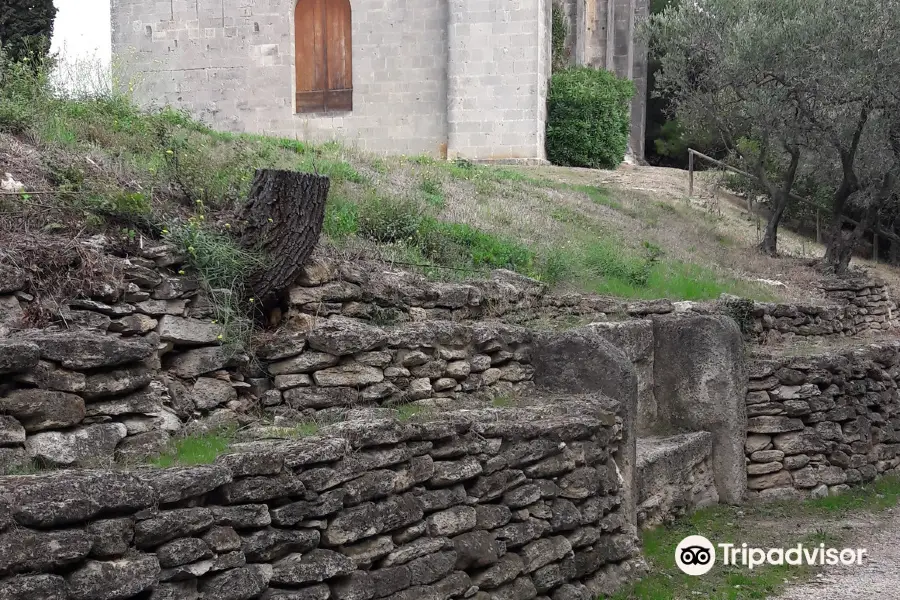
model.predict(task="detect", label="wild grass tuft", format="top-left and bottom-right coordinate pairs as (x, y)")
top-left (151, 428), bottom-right (236, 467)
top-left (163, 213), bottom-right (264, 353)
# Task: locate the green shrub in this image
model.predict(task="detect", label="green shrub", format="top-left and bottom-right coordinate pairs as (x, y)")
top-left (163, 215), bottom-right (263, 354)
top-left (0, 51), bottom-right (47, 133)
top-left (164, 215), bottom-right (262, 289)
top-left (546, 67), bottom-right (635, 168)
top-left (357, 193), bottom-right (424, 244)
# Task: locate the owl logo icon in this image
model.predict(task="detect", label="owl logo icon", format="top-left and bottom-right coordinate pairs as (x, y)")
top-left (675, 535), bottom-right (715, 576)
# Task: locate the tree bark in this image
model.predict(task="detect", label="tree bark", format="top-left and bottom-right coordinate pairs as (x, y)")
top-left (825, 172), bottom-right (895, 276)
top-left (239, 168), bottom-right (329, 309)
top-left (827, 210), bottom-right (876, 276)
top-left (822, 107), bottom-right (869, 273)
top-left (822, 182), bottom-right (856, 271)
top-left (756, 145), bottom-right (800, 256)
top-left (758, 191), bottom-right (789, 255)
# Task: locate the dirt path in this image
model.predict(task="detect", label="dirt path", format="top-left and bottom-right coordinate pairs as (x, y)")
top-left (772, 509), bottom-right (900, 600)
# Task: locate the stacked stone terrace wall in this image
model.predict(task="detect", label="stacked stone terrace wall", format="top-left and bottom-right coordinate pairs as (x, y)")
top-left (282, 257), bottom-right (548, 329)
top-left (0, 250), bottom-right (543, 471)
top-left (0, 403), bottom-right (646, 600)
top-left (255, 319), bottom-right (536, 425)
top-left (0, 246), bottom-right (255, 471)
top-left (743, 278), bottom-right (896, 343)
top-left (745, 342), bottom-right (900, 500)
top-left (286, 258), bottom-right (898, 344)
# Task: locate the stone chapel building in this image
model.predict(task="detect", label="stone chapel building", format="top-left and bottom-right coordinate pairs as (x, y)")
top-left (111, 0), bottom-right (648, 163)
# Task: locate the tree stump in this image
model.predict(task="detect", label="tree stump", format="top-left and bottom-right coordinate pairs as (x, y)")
top-left (239, 168), bottom-right (329, 309)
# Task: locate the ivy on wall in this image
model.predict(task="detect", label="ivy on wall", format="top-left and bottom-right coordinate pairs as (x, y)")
top-left (551, 2), bottom-right (569, 72)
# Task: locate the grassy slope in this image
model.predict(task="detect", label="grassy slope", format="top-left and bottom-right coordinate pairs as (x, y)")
top-left (0, 61), bottom-right (772, 307)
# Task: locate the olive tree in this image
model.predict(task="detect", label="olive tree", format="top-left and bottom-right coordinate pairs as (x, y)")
top-left (645, 0), bottom-right (900, 273)
top-left (645, 0), bottom-right (809, 255)
top-left (775, 0), bottom-right (900, 274)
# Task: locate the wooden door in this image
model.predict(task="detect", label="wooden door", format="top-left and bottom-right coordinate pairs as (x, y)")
top-left (295, 0), bottom-right (352, 113)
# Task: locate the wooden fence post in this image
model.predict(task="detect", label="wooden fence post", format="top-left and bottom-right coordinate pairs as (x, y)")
top-left (816, 209), bottom-right (821, 244)
top-left (688, 150), bottom-right (694, 199)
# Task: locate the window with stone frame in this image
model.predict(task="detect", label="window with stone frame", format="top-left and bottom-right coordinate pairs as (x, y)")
top-left (294, 0), bottom-right (353, 114)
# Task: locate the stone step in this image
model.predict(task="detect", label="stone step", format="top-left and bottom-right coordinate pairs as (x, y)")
top-left (636, 432), bottom-right (718, 527)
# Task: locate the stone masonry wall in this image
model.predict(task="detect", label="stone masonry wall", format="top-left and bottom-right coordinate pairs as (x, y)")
top-left (744, 278), bottom-right (896, 343)
top-left (446, 0), bottom-right (551, 162)
top-left (0, 404), bottom-right (646, 600)
top-left (745, 342), bottom-right (900, 500)
top-left (256, 318), bottom-right (536, 427)
top-left (289, 258), bottom-right (898, 343)
top-left (282, 257), bottom-right (549, 330)
top-left (0, 248), bottom-right (544, 472)
top-left (111, 0), bottom-right (552, 161)
top-left (111, 0), bottom-right (451, 157)
top-left (0, 244), bottom-right (249, 471)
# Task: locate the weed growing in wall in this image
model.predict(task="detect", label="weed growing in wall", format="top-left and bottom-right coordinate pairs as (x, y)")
top-left (163, 210), bottom-right (264, 354)
top-left (719, 295), bottom-right (756, 334)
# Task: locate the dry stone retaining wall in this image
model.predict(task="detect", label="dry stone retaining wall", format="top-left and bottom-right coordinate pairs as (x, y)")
top-left (0, 250), bottom-right (253, 471)
top-left (255, 319), bottom-right (536, 425)
top-left (286, 258), bottom-right (899, 345)
top-left (745, 342), bottom-right (900, 500)
top-left (282, 257), bottom-right (548, 329)
top-left (0, 403), bottom-right (646, 600)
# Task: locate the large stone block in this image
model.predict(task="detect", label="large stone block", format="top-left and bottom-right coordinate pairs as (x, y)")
top-left (588, 320), bottom-right (656, 434)
top-left (531, 328), bottom-right (637, 524)
top-left (0, 340), bottom-right (39, 375)
top-left (66, 554), bottom-right (160, 600)
top-left (636, 432), bottom-right (718, 526)
top-left (0, 528), bottom-right (92, 576)
top-left (0, 389), bottom-right (85, 432)
top-left (0, 470), bottom-right (156, 527)
top-left (652, 314), bottom-right (747, 505)
top-left (306, 318), bottom-right (388, 356)
top-left (25, 423), bottom-right (128, 467)
top-left (157, 315), bottom-right (223, 345)
top-left (14, 331), bottom-right (155, 370)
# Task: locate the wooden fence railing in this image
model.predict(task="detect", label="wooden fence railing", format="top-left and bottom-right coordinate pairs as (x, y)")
top-left (687, 148), bottom-right (900, 262)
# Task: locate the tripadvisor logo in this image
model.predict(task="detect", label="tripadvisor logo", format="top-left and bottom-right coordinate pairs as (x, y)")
top-left (675, 535), bottom-right (868, 576)
top-left (675, 535), bottom-right (715, 576)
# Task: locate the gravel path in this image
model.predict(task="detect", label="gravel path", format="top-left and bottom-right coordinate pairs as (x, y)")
top-left (773, 509), bottom-right (900, 600)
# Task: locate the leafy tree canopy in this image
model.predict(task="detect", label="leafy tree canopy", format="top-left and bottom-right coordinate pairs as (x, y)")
top-left (645, 0), bottom-right (900, 274)
top-left (0, 0), bottom-right (57, 62)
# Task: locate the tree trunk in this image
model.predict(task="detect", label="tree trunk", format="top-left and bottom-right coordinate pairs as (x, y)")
top-left (756, 144), bottom-right (800, 257)
top-left (239, 168), bottom-right (329, 310)
top-left (758, 191), bottom-right (789, 255)
top-left (822, 181), bottom-right (856, 275)
top-left (824, 206), bottom-right (880, 277)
